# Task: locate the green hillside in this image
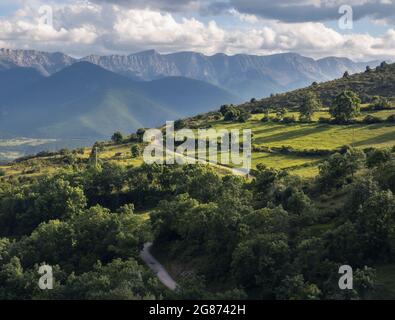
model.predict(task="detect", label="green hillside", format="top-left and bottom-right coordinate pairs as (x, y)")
top-left (2, 74), bottom-right (395, 179)
top-left (0, 63), bottom-right (238, 139)
top-left (0, 67), bottom-right (43, 96)
top-left (239, 61), bottom-right (395, 111)
top-left (0, 62), bottom-right (395, 301)
top-left (1, 126), bottom-right (394, 299)
top-left (159, 102), bottom-right (390, 177)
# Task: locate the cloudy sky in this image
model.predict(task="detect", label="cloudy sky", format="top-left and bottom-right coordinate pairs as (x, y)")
top-left (0, 0), bottom-right (394, 60)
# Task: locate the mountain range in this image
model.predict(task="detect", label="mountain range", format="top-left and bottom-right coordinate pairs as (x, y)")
top-left (0, 62), bottom-right (238, 139)
top-left (0, 48), bottom-right (386, 160)
top-left (0, 48), bottom-right (381, 100)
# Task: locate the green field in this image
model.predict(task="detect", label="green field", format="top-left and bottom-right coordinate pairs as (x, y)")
top-left (212, 114), bottom-right (395, 150)
top-left (206, 112), bottom-right (395, 177)
top-left (1, 109), bottom-right (395, 179)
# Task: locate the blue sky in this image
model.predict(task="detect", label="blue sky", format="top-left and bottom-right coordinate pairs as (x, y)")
top-left (0, 4), bottom-right (18, 17)
top-left (0, 0), bottom-right (394, 60)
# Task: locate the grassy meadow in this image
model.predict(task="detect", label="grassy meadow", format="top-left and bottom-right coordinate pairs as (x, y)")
top-left (206, 109), bottom-right (395, 177)
top-left (1, 108), bottom-right (394, 179)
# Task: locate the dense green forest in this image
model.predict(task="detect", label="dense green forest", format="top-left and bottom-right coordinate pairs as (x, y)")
top-left (0, 63), bottom-right (395, 300)
top-left (0, 145), bottom-right (394, 299)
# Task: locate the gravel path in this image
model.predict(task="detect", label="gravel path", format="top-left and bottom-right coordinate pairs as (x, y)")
top-left (140, 242), bottom-right (177, 291)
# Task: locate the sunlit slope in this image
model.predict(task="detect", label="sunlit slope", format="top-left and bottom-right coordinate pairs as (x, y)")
top-left (241, 62), bottom-right (395, 111)
top-left (206, 111), bottom-right (395, 177)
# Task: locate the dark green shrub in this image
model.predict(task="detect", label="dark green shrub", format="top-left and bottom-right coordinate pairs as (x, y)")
top-left (111, 132), bottom-right (124, 144)
top-left (238, 111), bottom-right (251, 123)
top-left (366, 148), bottom-right (392, 168)
top-left (318, 117), bottom-right (331, 124)
top-left (368, 96), bottom-right (392, 110)
top-left (387, 115), bottom-right (395, 123)
top-left (363, 115), bottom-right (382, 124)
top-left (282, 115), bottom-right (297, 123)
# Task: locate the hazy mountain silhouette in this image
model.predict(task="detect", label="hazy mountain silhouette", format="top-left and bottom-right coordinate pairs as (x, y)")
top-left (0, 48), bottom-right (381, 100)
top-left (0, 62), bottom-right (239, 138)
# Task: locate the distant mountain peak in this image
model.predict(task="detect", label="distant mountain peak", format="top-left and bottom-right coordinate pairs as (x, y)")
top-left (74, 51), bottom-right (383, 99)
top-left (134, 49), bottom-right (160, 56)
top-left (270, 52), bottom-right (302, 58)
top-left (65, 60), bottom-right (105, 71)
top-left (0, 48), bottom-right (382, 99)
top-left (0, 48), bottom-right (75, 76)
top-left (0, 60), bottom-right (238, 140)
top-left (49, 61), bottom-right (132, 86)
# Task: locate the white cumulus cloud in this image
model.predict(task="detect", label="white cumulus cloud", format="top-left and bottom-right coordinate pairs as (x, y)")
top-left (0, 1), bottom-right (394, 60)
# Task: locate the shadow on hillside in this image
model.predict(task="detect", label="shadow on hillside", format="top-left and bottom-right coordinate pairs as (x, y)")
top-left (253, 124), bottom-right (330, 144)
top-left (253, 124), bottom-right (292, 136)
top-left (337, 123), bottom-right (395, 131)
top-left (354, 130), bottom-right (395, 147)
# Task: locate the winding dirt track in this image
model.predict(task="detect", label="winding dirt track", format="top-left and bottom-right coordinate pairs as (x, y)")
top-left (140, 242), bottom-right (177, 291)
top-left (140, 144), bottom-right (253, 290)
